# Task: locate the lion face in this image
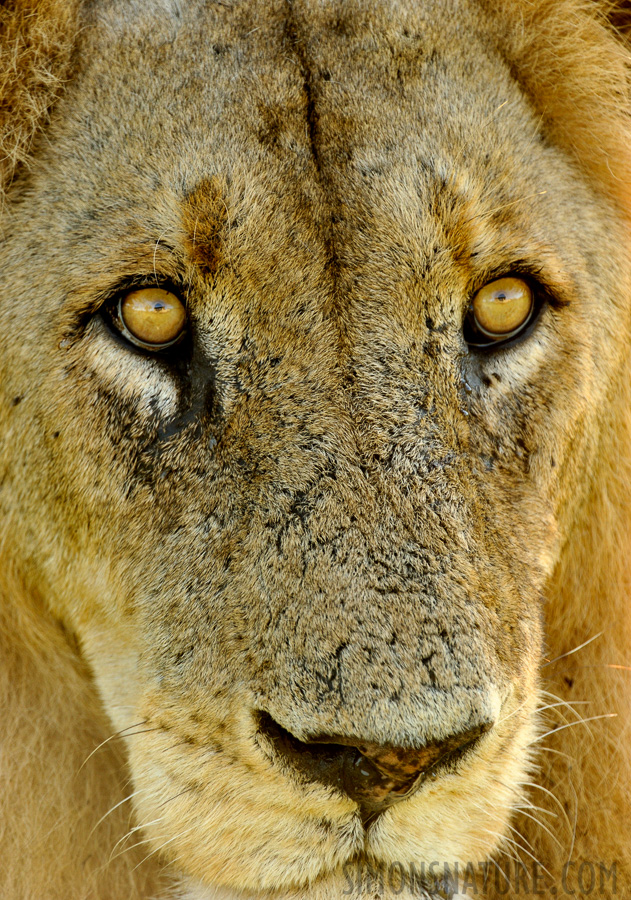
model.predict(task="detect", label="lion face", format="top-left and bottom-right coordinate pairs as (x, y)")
top-left (1, 0), bottom-right (629, 897)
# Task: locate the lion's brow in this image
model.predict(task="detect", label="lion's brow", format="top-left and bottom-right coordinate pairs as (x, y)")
top-left (182, 177), bottom-right (228, 277)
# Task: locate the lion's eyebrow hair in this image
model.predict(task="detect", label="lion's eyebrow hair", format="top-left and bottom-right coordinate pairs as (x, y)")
top-left (464, 190), bottom-right (549, 226)
top-left (181, 176), bottom-right (228, 278)
top-left (57, 240), bottom-right (188, 327)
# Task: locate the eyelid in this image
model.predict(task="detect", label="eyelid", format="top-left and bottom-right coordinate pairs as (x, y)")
top-left (469, 263), bottom-right (572, 310)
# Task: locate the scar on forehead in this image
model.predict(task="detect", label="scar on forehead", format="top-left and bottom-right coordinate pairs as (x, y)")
top-left (182, 176), bottom-right (227, 276)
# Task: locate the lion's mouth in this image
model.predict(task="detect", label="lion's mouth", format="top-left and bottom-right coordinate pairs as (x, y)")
top-left (257, 712), bottom-right (491, 826)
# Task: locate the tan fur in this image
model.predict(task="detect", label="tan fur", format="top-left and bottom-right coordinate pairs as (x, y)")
top-left (482, 0), bottom-right (631, 216)
top-left (0, 0), bottom-right (80, 196)
top-left (1, 1), bottom-right (631, 898)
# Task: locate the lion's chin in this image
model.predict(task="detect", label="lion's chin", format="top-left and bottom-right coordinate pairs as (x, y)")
top-left (170, 874), bottom-right (469, 900)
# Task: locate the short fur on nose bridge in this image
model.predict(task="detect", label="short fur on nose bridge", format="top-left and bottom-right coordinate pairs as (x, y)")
top-left (260, 714), bottom-right (492, 820)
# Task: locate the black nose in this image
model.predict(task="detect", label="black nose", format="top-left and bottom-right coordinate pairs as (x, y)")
top-left (259, 713), bottom-right (491, 822)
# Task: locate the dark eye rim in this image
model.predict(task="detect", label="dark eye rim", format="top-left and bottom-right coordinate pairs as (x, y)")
top-left (100, 280), bottom-right (189, 355)
top-left (463, 274), bottom-right (548, 352)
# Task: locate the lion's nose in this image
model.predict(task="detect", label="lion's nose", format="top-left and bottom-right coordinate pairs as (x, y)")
top-left (259, 713), bottom-right (491, 822)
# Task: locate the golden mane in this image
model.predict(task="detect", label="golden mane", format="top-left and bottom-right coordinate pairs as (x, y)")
top-left (0, 0), bottom-right (80, 197)
top-left (483, 0), bottom-right (631, 215)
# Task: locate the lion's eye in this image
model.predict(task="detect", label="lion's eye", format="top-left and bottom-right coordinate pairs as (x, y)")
top-left (113, 288), bottom-right (187, 350)
top-left (465, 277), bottom-right (534, 347)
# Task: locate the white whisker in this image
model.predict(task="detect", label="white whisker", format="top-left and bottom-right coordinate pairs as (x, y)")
top-left (533, 713), bottom-right (617, 744)
top-left (542, 632), bottom-right (603, 667)
top-left (78, 721), bottom-right (153, 773)
top-left (87, 788), bottom-right (148, 842)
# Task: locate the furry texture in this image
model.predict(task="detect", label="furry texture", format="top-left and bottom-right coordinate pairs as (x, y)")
top-left (482, 0), bottom-right (631, 215)
top-left (0, 565), bottom-right (165, 898)
top-left (0, 0), bottom-right (80, 196)
top-left (1, 1), bottom-right (631, 898)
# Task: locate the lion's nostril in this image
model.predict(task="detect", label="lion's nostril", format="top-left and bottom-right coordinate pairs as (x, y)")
top-left (258, 712), bottom-right (491, 822)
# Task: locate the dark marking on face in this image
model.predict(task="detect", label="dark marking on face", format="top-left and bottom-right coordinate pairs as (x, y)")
top-left (183, 177), bottom-right (228, 276)
top-left (257, 100), bottom-right (286, 149)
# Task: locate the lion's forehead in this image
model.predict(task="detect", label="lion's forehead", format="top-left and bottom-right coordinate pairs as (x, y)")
top-left (70, 0), bottom-right (564, 295)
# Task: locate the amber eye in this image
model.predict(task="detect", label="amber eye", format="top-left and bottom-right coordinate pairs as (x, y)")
top-left (467, 277), bottom-right (534, 346)
top-left (115, 288), bottom-right (187, 350)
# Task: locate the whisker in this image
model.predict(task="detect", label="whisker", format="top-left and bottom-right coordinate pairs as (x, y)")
top-left (153, 232), bottom-right (167, 284)
top-left (479, 829), bottom-right (523, 867)
top-left (504, 818), bottom-right (537, 853)
top-left (87, 788), bottom-right (148, 842)
top-left (78, 721), bottom-right (155, 772)
top-left (514, 807), bottom-right (564, 850)
top-left (498, 833), bottom-right (553, 881)
top-left (565, 773), bottom-right (579, 865)
top-left (533, 745), bottom-right (574, 762)
top-left (542, 632), bottom-right (603, 667)
top-left (466, 190), bottom-right (547, 224)
top-left (533, 712), bottom-right (617, 744)
top-left (536, 691), bottom-right (600, 730)
top-left (486, 857), bottom-right (513, 892)
top-left (537, 700), bottom-right (590, 712)
top-left (514, 799), bottom-right (558, 819)
top-left (108, 818), bottom-right (164, 862)
top-left (158, 787), bottom-right (195, 809)
top-left (131, 822), bottom-right (200, 873)
top-left (107, 834), bottom-right (159, 866)
top-left (538, 689), bottom-right (591, 711)
top-left (495, 698), bottom-right (530, 728)
top-left (562, 663), bottom-right (631, 671)
top-left (518, 781), bottom-right (574, 833)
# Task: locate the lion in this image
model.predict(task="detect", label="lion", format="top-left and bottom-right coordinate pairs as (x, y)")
top-left (1, 0), bottom-right (630, 897)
